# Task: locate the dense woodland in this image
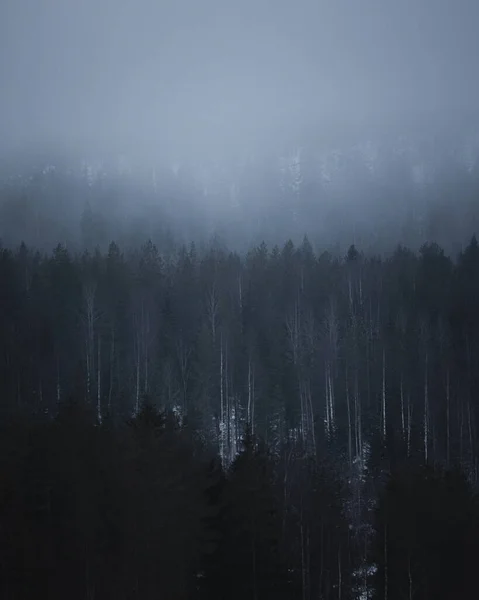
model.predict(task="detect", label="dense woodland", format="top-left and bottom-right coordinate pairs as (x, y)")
top-left (1, 233), bottom-right (479, 598)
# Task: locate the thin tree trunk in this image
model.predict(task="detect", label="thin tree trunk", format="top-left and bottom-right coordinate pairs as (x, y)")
top-left (382, 348), bottom-right (387, 438)
top-left (56, 356), bottom-right (61, 404)
top-left (108, 326), bottom-right (114, 411)
top-left (407, 393), bottom-right (412, 458)
top-left (247, 358), bottom-right (253, 426)
top-left (338, 546), bottom-right (342, 600)
top-left (424, 352), bottom-right (429, 463)
top-left (384, 523), bottom-right (388, 600)
top-left (346, 368), bottom-right (352, 469)
top-left (355, 373), bottom-right (362, 461)
top-left (325, 363), bottom-right (331, 437)
top-left (307, 380), bottom-right (316, 455)
top-left (329, 369), bottom-right (335, 433)
top-left (408, 555), bottom-right (413, 600)
top-left (225, 339), bottom-right (231, 462)
top-left (97, 335), bottom-right (101, 423)
top-left (300, 499), bottom-right (306, 600)
top-left (252, 515), bottom-right (257, 600)
top-left (468, 398), bottom-right (474, 462)
top-left (135, 335), bottom-right (140, 415)
top-left (446, 368), bottom-right (450, 467)
top-left (319, 521), bottom-right (324, 598)
top-left (220, 334), bottom-right (224, 462)
top-left (144, 308), bottom-right (149, 395)
top-left (86, 340), bottom-right (91, 402)
top-left (251, 365), bottom-right (255, 435)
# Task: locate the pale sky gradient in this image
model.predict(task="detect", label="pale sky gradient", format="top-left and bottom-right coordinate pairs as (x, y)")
top-left (1, 0), bottom-right (478, 161)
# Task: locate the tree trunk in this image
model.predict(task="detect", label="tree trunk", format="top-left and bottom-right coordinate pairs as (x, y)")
top-left (446, 367), bottom-right (450, 467)
top-left (346, 368), bottom-right (352, 469)
top-left (97, 335), bottom-right (101, 423)
top-left (135, 334), bottom-right (140, 415)
top-left (424, 352), bottom-right (429, 463)
top-left (108, 326), bottom-right (115, 411)
top-left (382, 348), bottom-right (386, 439)
top-left (219, 334), bottom-right (225, 462)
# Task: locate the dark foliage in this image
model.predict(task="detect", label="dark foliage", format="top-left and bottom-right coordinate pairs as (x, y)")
top-left (0, 233), bottom-right (478, 598)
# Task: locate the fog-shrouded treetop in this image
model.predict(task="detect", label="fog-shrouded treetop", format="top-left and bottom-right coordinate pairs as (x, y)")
top-left (2, 0), bottom-right (479, 163)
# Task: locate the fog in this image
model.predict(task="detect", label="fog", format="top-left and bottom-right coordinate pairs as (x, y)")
top-left (1, 0), bottom-right (479, 255)
top-left (2, 0), bottom-right (479, 161)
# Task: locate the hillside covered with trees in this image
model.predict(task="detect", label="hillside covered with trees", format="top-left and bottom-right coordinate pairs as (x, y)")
top-left (1, 234), bottom-right (479, 598)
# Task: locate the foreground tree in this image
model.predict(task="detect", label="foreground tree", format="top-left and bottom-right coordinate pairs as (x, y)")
top-left (370, 465), bottom-right (479, 600)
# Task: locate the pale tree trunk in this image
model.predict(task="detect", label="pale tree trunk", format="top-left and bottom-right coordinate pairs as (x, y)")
top-left (97, 335), bottom-right (101, 423)
top-left (176, 336), bottom-right (191, 410)
top-left (238, 275), bottom-right (243, 311)
top-left (346, 367), bottom-right (352, 469)
top-left (354, 372), bottom-right (362, 461)
top-left (207, 283), bottom-right (219, 342)
top-left (366, 332), bottom-right (372, 410)
top-left (446, 367), bottom-right (450, 467)
top-left (225, 339), bottom-right (231, 463)
top-left (358, 267), bottom-right (363, 306)
top-left (299, 382), bottom-right (305, 445)
top-left (56, 355), bottom-right (61, 404)
top-left (424, 352), bottom-right (429, 463)
top-left (232, 394), bottom-right (239, 460)
top-left (219, 334), bottom-right (225, 463)
top-left (286, 302), bottom-right (301, 364)
top-left (324, 299), bottom-right (339, 436)
top-left (306, 379), bottom-right (316, 455)
top-left (420, 320), bottom-right (429, 463)
top-left (143, 306), bottom-right (149, 396)
top-left (247, 357), bottom-right (255, 434)
top-left (325, 363), bottom-right (336, 439)
top-left (86, 344), bottom-right (91, 402)
top-left (135, 334), bottom-right (140, 415)
top-left (348, 274), bottom-right (353, 311)
top-left (287, 300), bottom-right (305, 443)
top-left (82, 280), bottom-right (97, 403)
top-left (325, 364), bottom-right (331, 438)
top-left (407, 393), bottom-right (413, 458)
top-left (328, 368), bottom-right (335, 434)
top-left (303, 311), bottom-right (317, 454)
top-left (108, 326), bottom-right (115, 412)
top-left (382, 348), bottom-right (387, 439)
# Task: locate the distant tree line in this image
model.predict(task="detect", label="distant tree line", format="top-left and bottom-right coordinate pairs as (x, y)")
top-left (1, 143), bottom-right (479, 254)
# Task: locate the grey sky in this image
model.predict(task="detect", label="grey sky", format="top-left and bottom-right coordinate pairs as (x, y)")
top-left (1, 0), bottom-right (478, 161)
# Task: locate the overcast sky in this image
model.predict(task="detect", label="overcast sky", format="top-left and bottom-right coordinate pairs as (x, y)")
top-left (1, 0), bottom-right (479, 161)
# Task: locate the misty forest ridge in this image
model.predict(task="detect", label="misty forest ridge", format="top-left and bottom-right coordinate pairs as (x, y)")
top-left (1, 0), bottom-right (479, 599)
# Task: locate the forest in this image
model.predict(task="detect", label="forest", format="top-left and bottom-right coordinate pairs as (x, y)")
top-left (1, 233), bottom-right (479, 598)
top-left (3, 0), bottom-right (479, 596)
